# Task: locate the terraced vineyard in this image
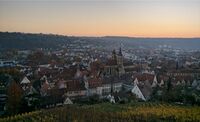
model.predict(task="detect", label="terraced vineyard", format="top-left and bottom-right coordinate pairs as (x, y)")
top-left (0, 103), bottom-right (200, 122)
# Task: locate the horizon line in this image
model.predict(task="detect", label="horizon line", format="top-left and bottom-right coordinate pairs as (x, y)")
top-left (1, 31), bottom-right (200, 39)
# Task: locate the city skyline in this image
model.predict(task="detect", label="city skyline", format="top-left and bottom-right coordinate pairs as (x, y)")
top-left (0, 0), bottom-right (200, 38)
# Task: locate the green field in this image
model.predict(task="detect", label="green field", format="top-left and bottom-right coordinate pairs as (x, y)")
top-left (0, 102), bottom-right (200, 122)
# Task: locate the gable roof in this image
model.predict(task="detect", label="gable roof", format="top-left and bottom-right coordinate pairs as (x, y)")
top-left (21, 77), bottom-right (31, 84)
top-left (131, 84), bottom-right (146, 101)
top-left (151, 75), bottom-right (158, 87)
top-left (133, 78), bottom-right (139, 85)
top-left (63, 97), bottom-right (73, 105)
top-left (136, 80), bottom-right (152, 100)
top-left (133, 73), bottom-right (155, 83)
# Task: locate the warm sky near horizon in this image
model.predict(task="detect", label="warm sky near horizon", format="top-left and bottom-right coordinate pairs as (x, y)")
top-left (0, 0), bottom-right (200, 37)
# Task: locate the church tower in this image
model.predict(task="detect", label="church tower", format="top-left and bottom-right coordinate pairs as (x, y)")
top-left (112, 49), bottom-right (117, 61)
top-left (117, 47), bottom-right (125, 76)
top-left (117, 47), bottom-right (123, 65)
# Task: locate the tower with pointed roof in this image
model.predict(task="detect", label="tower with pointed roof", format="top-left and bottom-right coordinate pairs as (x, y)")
top-left (104, 48), bottom-right (125, 77)
top-left (112, 49), bottom-right (117, 61)
top-left (117, 47), bottom-right (125, 76)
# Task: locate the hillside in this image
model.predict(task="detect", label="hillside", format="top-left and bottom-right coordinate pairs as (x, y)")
top-left (0, 102), bottom-right (200, 122)
top-left (0, 32), bottom-right (200, 50)
top-left (0, 32), bottom-right (77, 50)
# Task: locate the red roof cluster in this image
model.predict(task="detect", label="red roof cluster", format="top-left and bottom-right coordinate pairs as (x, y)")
top-left (65, 80), bottom-right (86, 91)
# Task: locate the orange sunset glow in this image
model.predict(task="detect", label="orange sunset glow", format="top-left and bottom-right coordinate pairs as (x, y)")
top-left (0, 0), bottom-right (200, 37)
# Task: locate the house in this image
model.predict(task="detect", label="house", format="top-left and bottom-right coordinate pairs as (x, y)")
top-left (151, 75), bottom-right (158, 87)
top-left (65, 80), bottom-right (87, 97)
top-left (191, 79), bottom-right (200, 90)
top-left (138, 80), bottom-right (152, 100)
top-left (131, 79), bottom-right (152, 101)
top-left (192, 79), bottom-right (198, 87)
top-left (132, 73), bottom-right (158, 88)
top-left (171, 75), bottom-right (193, 87)
top-left (133, 77), bottom-right (139, 86)
top-left (131, 84), bottom-right (146, 101)
top-left (107, 94), bottom-right (115, 103)
top-left (20, 76), bottom-right (31, 90)
top-left (86, 77), bottom-right (103, 96)
top-left (101, 79), bottom-right (123, 96)
top-left (63, 97), bottom-right (73, 105)
top-left (41, 88), bottom-right (66, 108)
top-left (159, 79), bottom-right (165, 87)
top-left (0, 60), bottom-right (16, 67)
top-left (21, 76), bottom-right (31, 84)
top-left (123, 73), bottom-right (156, 101)
top-left (40, 80), bottom-right (50, 96)
top-left (24, 86), bottom-right (39, 107)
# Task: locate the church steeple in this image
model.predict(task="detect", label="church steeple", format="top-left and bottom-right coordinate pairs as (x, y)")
top-left (118, 47), bottom-right (122, 56)
top-left (117, 47), bottom-right (123, 66)
top-left (117, 47), bottom-right (125, 76)
top-left (112, 49), bottom-right (117, 60)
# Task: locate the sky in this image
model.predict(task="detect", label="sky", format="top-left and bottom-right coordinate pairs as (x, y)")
top-left (0, 0), bottom-right (200, 37)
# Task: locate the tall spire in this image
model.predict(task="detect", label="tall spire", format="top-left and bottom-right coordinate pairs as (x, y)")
top-left (112, 49), bottom-right (117, 60)
top-left (118, 47), bottom-right (122, 56)
top-left (112, 49), bottom-right (116, 55)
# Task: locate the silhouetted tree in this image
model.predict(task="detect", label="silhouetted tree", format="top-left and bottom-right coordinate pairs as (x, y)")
top-left (6, 81), bottom-right (23, 115)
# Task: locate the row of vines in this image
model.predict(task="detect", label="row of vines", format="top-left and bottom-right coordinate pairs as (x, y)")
top-left (0, 103), bottom-right (200, 122)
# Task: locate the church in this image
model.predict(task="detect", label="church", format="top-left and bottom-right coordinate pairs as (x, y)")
top-left (104, 48), bottom-right (125, 77)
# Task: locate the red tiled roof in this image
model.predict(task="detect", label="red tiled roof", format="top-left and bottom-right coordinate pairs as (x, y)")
top-left (133, 73), bottom-right (155, 83)
top-left (157, 75), bottom-right (169, 83)
top-left (66, 80), bottom-right (86, 91)
top-left (53, 68), bottom-right (76, 80)
top-left (173, 75), bottom-right (193, 82)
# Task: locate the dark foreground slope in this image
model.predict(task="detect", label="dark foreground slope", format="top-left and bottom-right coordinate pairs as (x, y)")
top-left (0, 103), bottom-right (200, 122)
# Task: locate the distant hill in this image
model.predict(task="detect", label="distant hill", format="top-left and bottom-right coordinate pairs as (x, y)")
top-left (0, 32), bottom-right (200, 50)
top-left (100, 36), bottom-right (200, 50)
top-left (0, 32), bottom-right (77, 50)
